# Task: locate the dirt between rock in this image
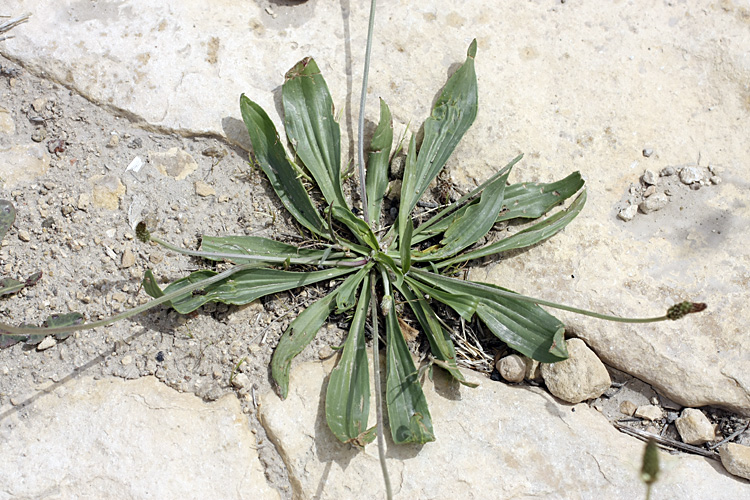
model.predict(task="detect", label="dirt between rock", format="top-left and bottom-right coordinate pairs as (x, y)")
top-left (0, 53), bottom-right (746, 498)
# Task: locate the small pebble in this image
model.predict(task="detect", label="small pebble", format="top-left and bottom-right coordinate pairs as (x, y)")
top-left (121, 248), bottom-right (136, 269)
top-left (619, 400), bottom-right (637, 416)
top-left (497, 354), bottom-right (526, 383)
top-left (231, 373), bottom-right (251, 390)
top-left (32, 97), bottom-right (47, 112)
top-left (642, 148), bottom-right (653, 158)
top-left (195, 180), bottom-right (216, 197)
top-left (675, 408), bottom-right (715, 445)
top-left (679, 166), bottom-right (703, 185)
top-left (31, 128), bottom-right (46, 142)
top-left (318, 345), bottom-right (336, 360)
top-left (121, 355), bottom-right (133, 366)
top-left (635, 404), bottom-right (663, 421)
top-left (639, 193), bottom-right (669, 214)
top-left (689, 182), bottom-right (701, 191)
top-left (617, 204), bottom-right (638, 221)
top-left (710, 175), bottom-right (722, 185)
top-left (17, 229), bottom-right (31, 242)
top-left (36, 336), bottom-right (57, 351)
top-left (660, 166), bottom-right (675, 176)
top-left (77, 193), bottom-right (91, 211)
top-left (643, 186), bottom-right (656, 197)
top-left (107, 134), bottom-right (120, 148)
top-left (642, 169), bottom-right (658, 185)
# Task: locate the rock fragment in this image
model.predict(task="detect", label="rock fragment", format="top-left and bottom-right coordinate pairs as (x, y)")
top-left (540, 338), bottom-right (611, 403)
top-left (617, 204), bottom-right (638, 221)
top-left (619, 400), bottom-right (637, 416)
top-left (638, 192), bottom-right (668, 213)
top-left (497, 354), bottom-right (526, 383)
top-left (679, 166), bottom-right (703, 185)
top-left (634, 404), bottom-right (663, 421)
top-left (120, 248), bottom-right (136, 269)
top-left (149, 148), bottom-right (198, 180)
top-left (642, 169), bottom-right (658, 185)
top-left (194, 180), bottom-right (216, 197)
top-left (36, 336), bottom-right (57, 351)
top-left (675, 408), bottom-right (715, 445)
top-left (89, 174), bottom-right (126, 210)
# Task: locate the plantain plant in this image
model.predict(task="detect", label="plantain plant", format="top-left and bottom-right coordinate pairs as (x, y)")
top-left (0, 39), bottom-right (705, 450)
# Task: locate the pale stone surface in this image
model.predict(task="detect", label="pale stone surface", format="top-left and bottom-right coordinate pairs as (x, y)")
top-left (2, 0), bottom-right (748, 414)
top-left (541, 338), bottom-right (611, 404)
top-left (0, 144), bottom-right (50, 189)
top-left (89, 174), bottom-right (126, 209)
top-left (0, 376), bottom-right (279, 500)
top-left (259, 359), bottom-right (748, 500)
top-left (675, 408), bottom-right (715, 445)
top-left (497, 354), bottom-right (525, 383)
top-left (150, 148), bottom-right (198, 180)
top-left (719, 443), bottom-right (750, 481)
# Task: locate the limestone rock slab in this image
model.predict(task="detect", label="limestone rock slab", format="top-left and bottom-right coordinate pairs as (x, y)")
top-left (0, 376), bottom-right (279, 500)
top-left (259, 359), bottom-right (746, 499)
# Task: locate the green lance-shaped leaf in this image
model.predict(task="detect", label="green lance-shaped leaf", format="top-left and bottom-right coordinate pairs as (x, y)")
top-left (412, 270), bottom-right (568, 363)
top-left (385, 298), bottom-right (435, 444)
top-left (438, 189), bottom-right (587, 268)
top-left (43, 312), bottom-right (84, 341)
top-left (400, 216), bottom-right (413, 274)
top-left (0, 271), bottom-right (42, 298)
top-left (282, 57), bottom-right (346, 209)
top-left (398, 134), bottom-right (418, 252)
top-left (412, 168), bottom-right (583, 245)
top-left (200, 235), bottom-right (332, 265)
top-left (272, 292), bottom-right (339, 399)
top-left (414, 167), bottom-right (510, 262)
top-left (366, 98), bottom-right (393, 226)
top-left (0, 200), bottom-right (15, 241)
top-left (142, 266), bottom-right (354, 315)
top-left (331, 204), bottom-right (379, 250)
top-left (499, 171), bottom-right (585, 222)
top-left (240, 94), bottom-right (328, 238)
top-left (405, 276), bottom-right (477, 321)
top-left (326, 274), bottom-right (375, 446)
top-left (0, 312), bottom-right (83, 349)
top-left (399, 40), bottom-right (478, 221)
top-left (394, 281), bottom-right (476, 387)
top-left (335, 263), bottom-right (372, 313)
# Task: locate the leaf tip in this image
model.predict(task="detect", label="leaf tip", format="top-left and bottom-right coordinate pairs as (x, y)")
top-left (467, 39), bottom-right (477, 59)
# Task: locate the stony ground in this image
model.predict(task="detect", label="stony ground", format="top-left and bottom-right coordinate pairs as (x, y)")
top-left (1, 1), bottom-right (749, 499)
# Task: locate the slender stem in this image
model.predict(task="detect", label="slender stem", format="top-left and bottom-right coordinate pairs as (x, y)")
top-left (357, 0), bottom-right (378, 226)
top-left (0, 262), bottom-right (260, 337)
top-left (410, 269), bottom-right (700, 323)
top-left (371, 268), bottom-right (392, 500)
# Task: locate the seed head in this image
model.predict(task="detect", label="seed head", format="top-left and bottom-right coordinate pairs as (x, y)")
top-left (666, 301), bottom-right (707, 320)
